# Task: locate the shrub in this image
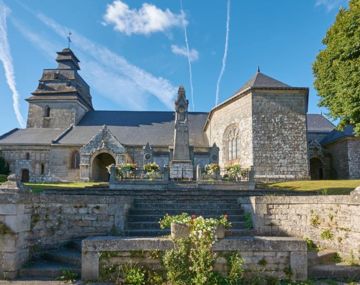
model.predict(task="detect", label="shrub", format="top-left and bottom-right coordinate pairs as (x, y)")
top-left (143, 162), bottom-right (160, 173)
top-left (0, 153), bottom-right (9, 175)
top-left (159, 213), bottom-right (191, 229)
top-left (244, 213), bottom-right (253, 229)
top-left (122, 265), bottom-right (146, 285)
top-left (225, 164), bottom-right (248, 181)
top-left (56, 269), bottom-right (79, 283)
top-left (304, 237), bottom-right (318, 252)
top-left (204, 163), bottom-right (220, 175)
top-left (117, 163), bottom-right (137, 179)
top-left (0, 174), bottom-right (7, 183)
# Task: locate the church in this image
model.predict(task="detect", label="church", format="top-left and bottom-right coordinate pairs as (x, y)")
top-left (0, 48), bottom-right (358, 182)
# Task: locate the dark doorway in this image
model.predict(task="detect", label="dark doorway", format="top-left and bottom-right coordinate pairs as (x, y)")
top-left (91, 153), bottom-right (115, 182)
top-left (21, 169), bottom-right (30, 182)
top-left (310, 158), bottom-right (323, 180)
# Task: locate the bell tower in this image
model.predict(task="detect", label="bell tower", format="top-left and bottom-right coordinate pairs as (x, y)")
top-left (26, 48), bottom-right (93, 128)
top-left (170, 86), bottom-right (193, 179)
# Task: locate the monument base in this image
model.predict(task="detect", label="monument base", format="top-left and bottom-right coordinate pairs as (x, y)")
top-left (170, 160), bottom-right (194, 179)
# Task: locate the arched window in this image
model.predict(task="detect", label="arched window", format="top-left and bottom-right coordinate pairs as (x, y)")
top-left (70, 151), bottom-right (80, 169)
top-left (40, 163), bottom-right (45, 175)
top-left (43, 105), bottom-right (50, 117)
top-left (25, 152), bottom-right (30, 160)
top-left (223, 124), bottom-right (240, 163)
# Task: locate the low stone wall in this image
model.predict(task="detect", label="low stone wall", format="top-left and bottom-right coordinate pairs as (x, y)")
top-left (82, 236), bottom-right (307, 281)
top-left (0, 191), bottom-right (133, 279)
top-left (239, 191), bottom-right (360, 262)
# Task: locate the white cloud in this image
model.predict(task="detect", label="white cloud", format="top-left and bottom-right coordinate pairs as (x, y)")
top-left (171, 45), bottom-right (199, 61)
top-left (0, 2), bottom-right (25, 127)
top-left (215, 0), bottom-right (231, 106)
top-left (31, 13), bottom-right (177, 109)
top-left (171, 44), bottom-right (199, 62)
top-left (315, 0), bottom-right (345, 11)
top-left (103, 0), bottom-right (186, 36)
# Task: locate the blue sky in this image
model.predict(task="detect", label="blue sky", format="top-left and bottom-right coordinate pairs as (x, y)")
top-left (0, 0), bottom-right (348, 134)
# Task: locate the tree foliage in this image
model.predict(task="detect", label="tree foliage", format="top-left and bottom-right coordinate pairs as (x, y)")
top-left (313, 0), bottom-right (360, 135)
top-left (0, 152), bottom-right (9, 175)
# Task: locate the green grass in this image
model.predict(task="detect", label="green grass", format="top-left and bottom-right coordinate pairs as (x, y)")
top-left (261, 180), bottom-right (360, 195)
top-left (24, 182), bottom-right (108, 193)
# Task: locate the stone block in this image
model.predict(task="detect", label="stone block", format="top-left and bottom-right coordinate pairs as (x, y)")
top-left (0, 204), bottom-right (17, 215)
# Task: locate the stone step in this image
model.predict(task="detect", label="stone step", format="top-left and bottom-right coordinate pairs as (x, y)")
top-left (124, 228), bottom-right (254, 237)
top-left (308, 264), bottom-right (360, 280)
top-left (133, 202), bottom-right (240, 209)
top-left (43, 248), bottom-right (81, 267)
top-left (128, 208), bottom-right (244, 216)
top-left (127, 214), bottom-right (245, 222)
top-left (19, 260), bottom-right (80, 279)
top-left (126, 221), bottom-right (246, 230)
top-left (308, 250), bottom-right (339, 266)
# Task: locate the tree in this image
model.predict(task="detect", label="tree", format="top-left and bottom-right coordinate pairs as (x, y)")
top-left (313, 0), bottom-right (360, 135)
top-left (0, 152), bottom-right (9, 175)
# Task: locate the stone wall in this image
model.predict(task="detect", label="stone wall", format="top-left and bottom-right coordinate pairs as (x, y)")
top-left (205, 93), bottom-right (253, 168)
top-left (49, 146), bottom-right (81, 181)
top-left (252, 90), bottom-right (309, 181)
top-left (347, 139), bottom-right (360, 179)
top-left (0, 191), bottom-right (133, 279)
top-left (82, 236), bottom-right (307, 281)
top-left (325, 140), bottom-right (349, 179)
top-left (27, 101), bottom-right (88, 129)
top-left (240, 192), bottom-right (360, 262)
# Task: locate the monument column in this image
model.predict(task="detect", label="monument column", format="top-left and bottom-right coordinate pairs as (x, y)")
top-left (170, 86), bottom-right (194, 179)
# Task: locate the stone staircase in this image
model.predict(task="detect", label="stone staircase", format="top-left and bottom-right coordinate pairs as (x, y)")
top-left (19, 240), bottom-right (81, 281)
top-left (124, 192), bottom-right (254, 237)
top-left (308, 250), bottom-right (360, 281)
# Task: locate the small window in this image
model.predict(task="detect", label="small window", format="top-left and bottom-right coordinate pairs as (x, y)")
top-left (70, 151), bottom-right (80, 169)
top-left (25, 153), bottom-right (30, 160)
top-left (40, 164), bottom-right (45, 175)
top-left (44, 105), bottom-right (50, 117)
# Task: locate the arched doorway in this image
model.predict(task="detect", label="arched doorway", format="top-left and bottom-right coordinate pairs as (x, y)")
top-left (91, 153), bottom-right (115, 182)
top-left (21, 169), bottom-right (30, 182)
top-left (310, 158), bottom-right (323, 180)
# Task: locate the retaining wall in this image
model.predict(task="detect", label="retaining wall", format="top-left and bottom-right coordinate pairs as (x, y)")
top-left (239, 191), bottom-right (360, 262)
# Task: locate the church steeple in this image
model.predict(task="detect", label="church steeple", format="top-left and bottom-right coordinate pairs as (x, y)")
top-left (56, 48), bottom-right (80, 70)
top-left (26, 48), bottom-right (93, 128)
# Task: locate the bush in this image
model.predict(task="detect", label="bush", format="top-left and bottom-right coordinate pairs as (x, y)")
top-left (204, 163), bottom-right (220, 175)
top-left (143, 162), bottom-right (160, 173)
top-left (0, 174), bottom-right (7, 183)
top-left (0, 153), bottom-right (9, 175)
top-left (225, 164), bottom-right (248, 181)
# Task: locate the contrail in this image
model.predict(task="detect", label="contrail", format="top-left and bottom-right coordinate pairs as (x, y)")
top-left (215, 0), bottom-right (231, 106)
top-left (180, 0), bottom-right (195, 111)
top-left (0, 3), bottom-right (25, 127)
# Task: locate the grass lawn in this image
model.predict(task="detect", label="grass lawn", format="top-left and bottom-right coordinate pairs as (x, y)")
top-left (24, 182), bottom-right (108, 193)
top-left (261, 180), bottom-right (360, 195)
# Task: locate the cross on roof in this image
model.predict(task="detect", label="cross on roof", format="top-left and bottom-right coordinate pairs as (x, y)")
top-left (67, 32), bottom-right (72, 48)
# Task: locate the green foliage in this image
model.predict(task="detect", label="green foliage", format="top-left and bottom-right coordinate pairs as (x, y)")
top-left (56, 269), bottom-right (79, 283)
top-left (320, 229), bottom-right (334, 240)
top-left (0, 152), bottom-right (9, 175)
top-left (313, 0), bottom-right (360, 135)
top-left (258, 258), bottom-right (267, 267)
top-left (225, 164), bottom-right (248, 181)
top-left (204, 163), bottom-right (220, 175)
top-left (304, 237), bottom-right (318, 252)
top-left (117, 163), bottom-right (137, 179)
top-left (159, 213), bottom-right (191, 229)
top-left (244, 212), bottom-right (253, 229)
top-left (143, 162), bottom-right (160, 174)
top-left (310, 212), bottom-right (321, 227)
top-left (332, 252), bottom-right (342, 263)
top-left (0, 222), bottom-right (14, 235)
top-left (0, 174), bottom-right (7, 183)
top-left (227, 253), bottom-right (245, 284)
top-left (122, 265), bottom-right (146, 285)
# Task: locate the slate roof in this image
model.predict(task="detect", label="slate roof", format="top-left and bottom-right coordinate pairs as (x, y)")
top-left (236, 71), bottom-right (290, 94)
top-left (306, 114), bottom-right (335, 132)
top-left (320, 125), bottom-right (355, 145)
top-left (0, 128), bottom-right (65, 145)
top-left (57, 111), bottom-right (209, 147)
top-left (0, 111), bottom-right (337, 147)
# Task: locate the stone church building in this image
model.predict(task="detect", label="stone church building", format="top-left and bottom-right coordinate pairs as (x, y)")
top-left (0, 48), bottom-right (358, 182)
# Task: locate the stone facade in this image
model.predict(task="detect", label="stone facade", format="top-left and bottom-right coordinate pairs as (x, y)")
top-left (240, 192), bottom-right (360, 263)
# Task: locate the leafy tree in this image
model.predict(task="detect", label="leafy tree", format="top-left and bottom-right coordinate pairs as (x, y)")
top-left (0, 152), bottom-right (9, 175)
top-left (313, 0), bottom-right (360, 135)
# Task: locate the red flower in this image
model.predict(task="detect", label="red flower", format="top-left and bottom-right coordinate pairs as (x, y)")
top-left (191, 215), bottom-right (196, 219)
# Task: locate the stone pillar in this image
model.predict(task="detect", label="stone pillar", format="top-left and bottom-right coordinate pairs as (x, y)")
top-left (196, 165), bottom-right (202, 181)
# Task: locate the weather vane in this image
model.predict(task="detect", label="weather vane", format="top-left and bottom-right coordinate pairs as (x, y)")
top-left (67, 32), bottom-right (72, 49)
